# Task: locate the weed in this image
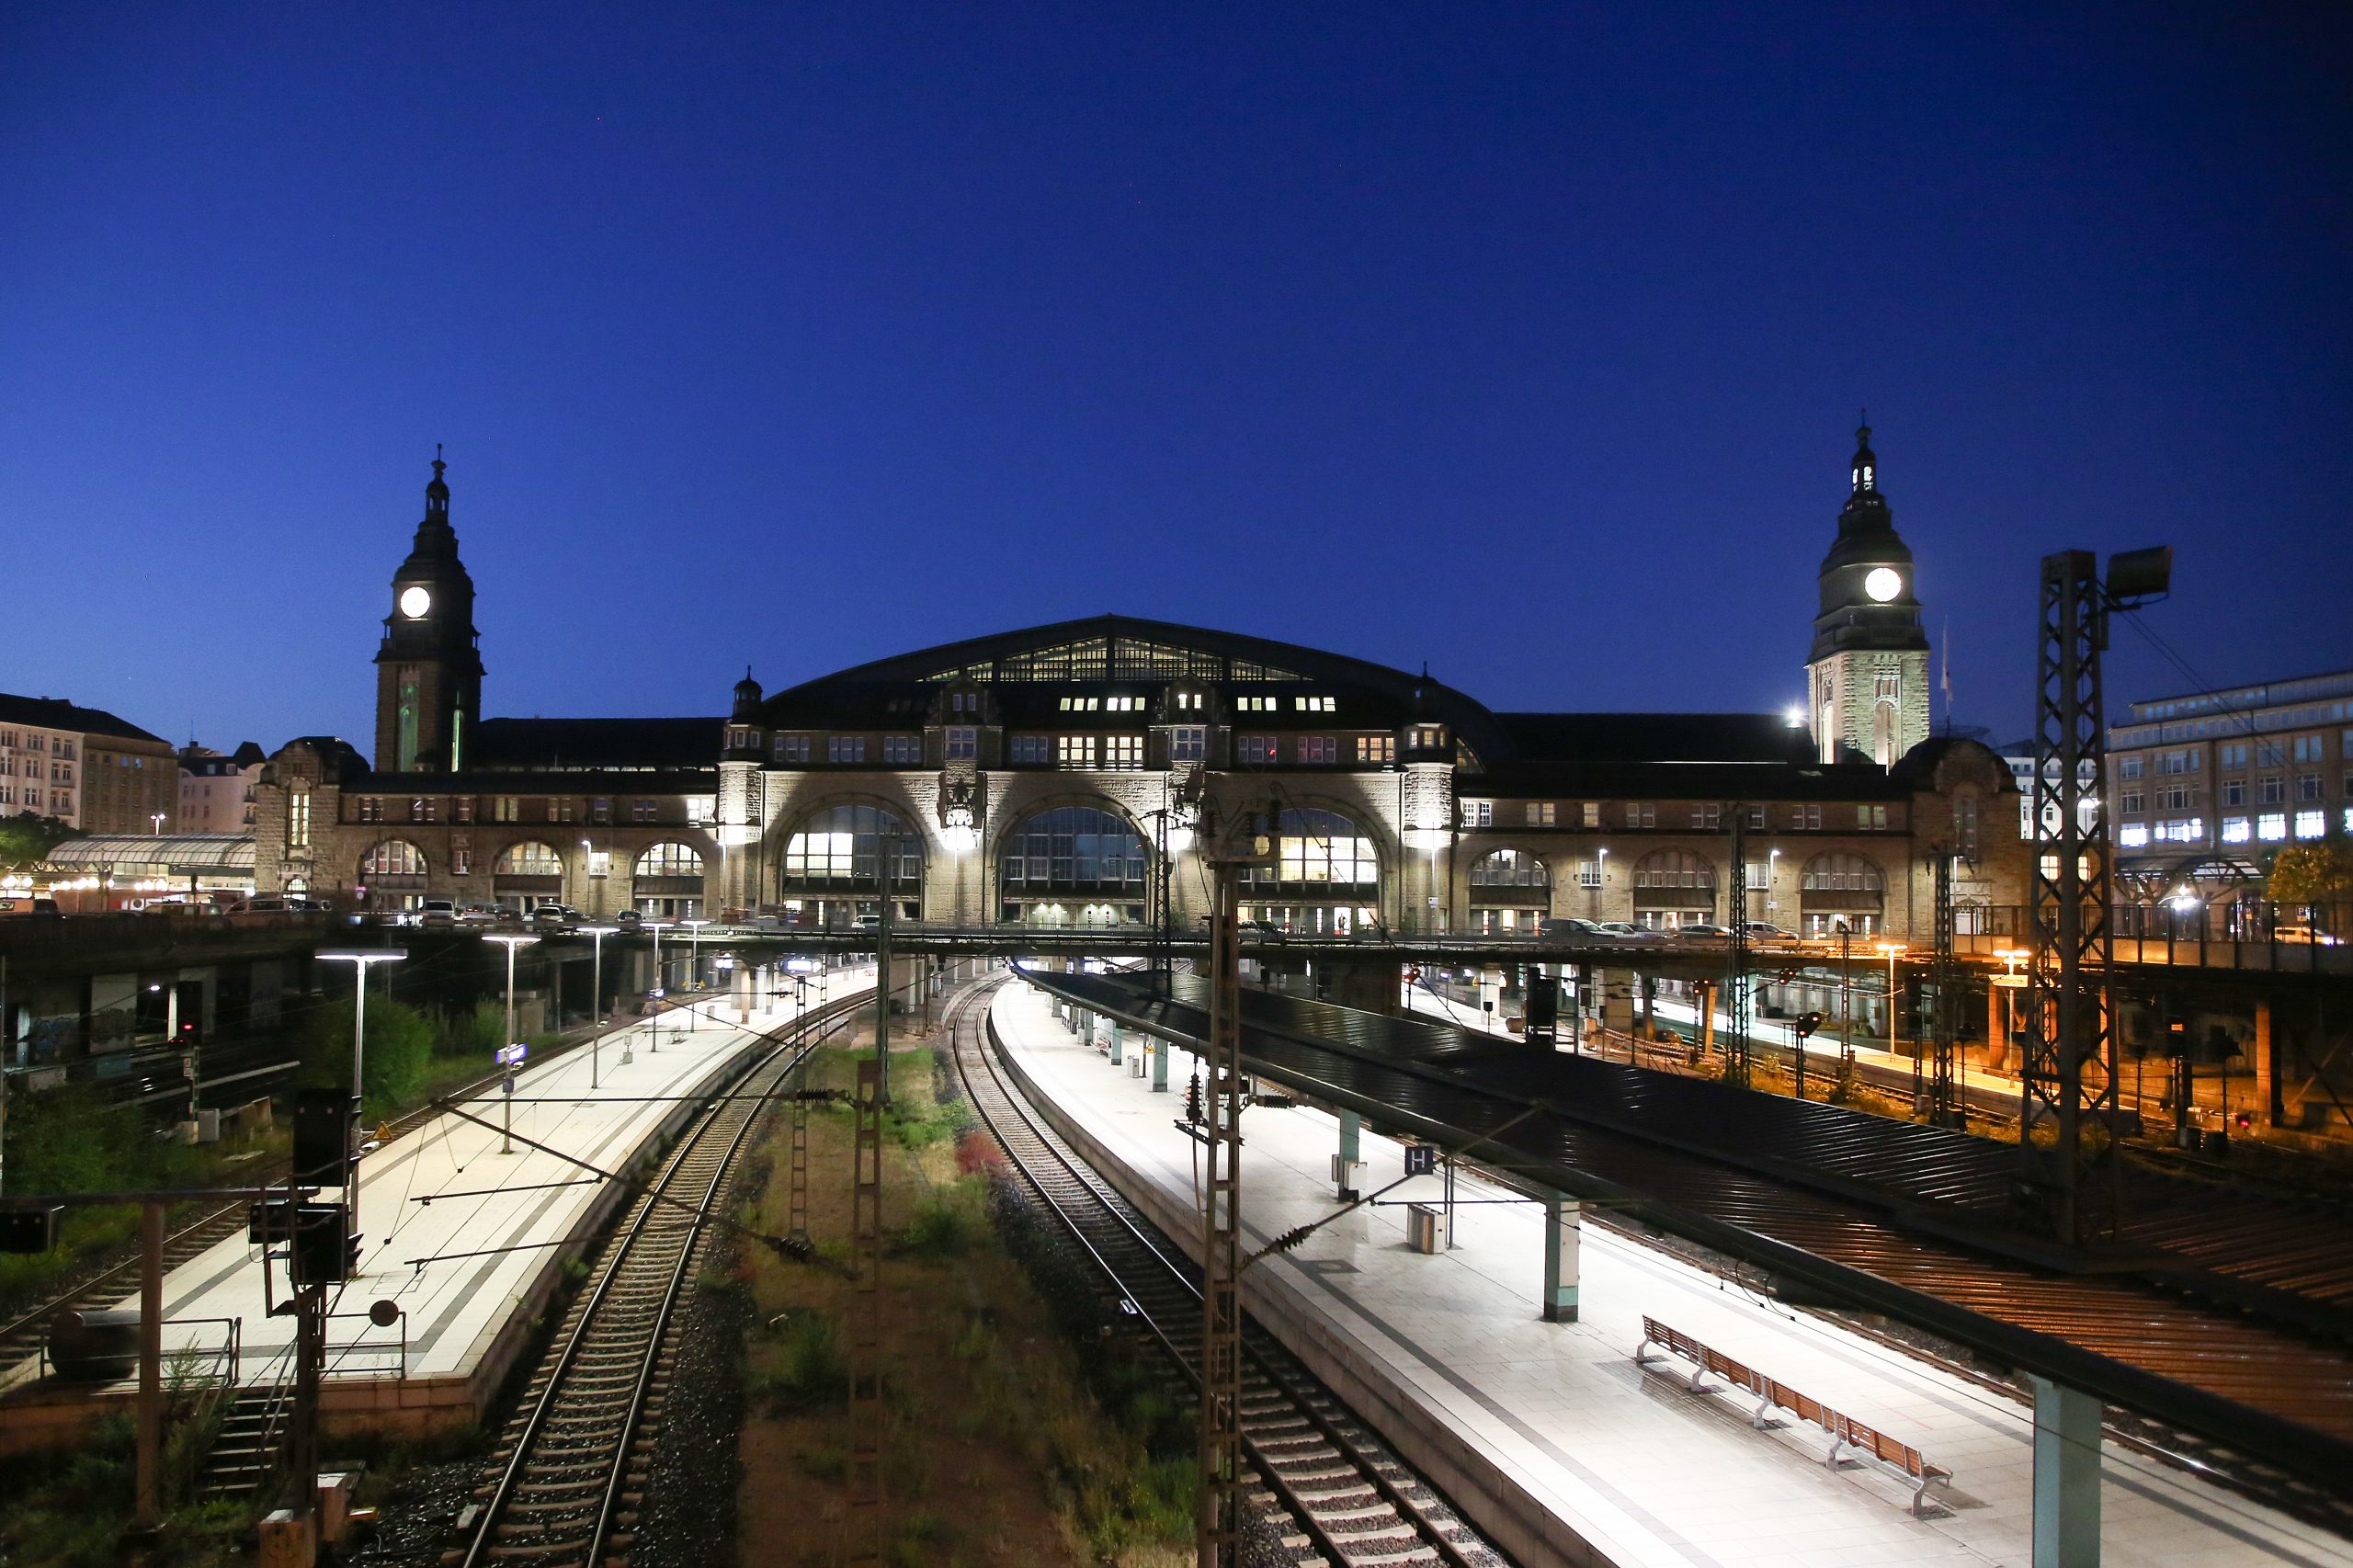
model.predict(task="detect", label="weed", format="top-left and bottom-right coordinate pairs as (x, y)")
top-left (756, 1310), bottom-right (847, 1410)
top-left (796, 1444), bottom-right (848, 1483)
top-left (897, 1185), bottom-right (982, 1260)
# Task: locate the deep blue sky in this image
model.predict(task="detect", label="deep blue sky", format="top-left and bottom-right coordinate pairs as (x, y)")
top-left (4, 5), bottom-right (2347, 753)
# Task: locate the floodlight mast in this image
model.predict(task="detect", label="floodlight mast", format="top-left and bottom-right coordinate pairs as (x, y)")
top-left (2024, 545), bottom-right (2169, 1245)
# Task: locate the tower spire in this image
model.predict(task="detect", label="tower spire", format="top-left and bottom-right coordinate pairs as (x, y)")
top-left (1851, 413), bottom-right (1877, 495)
top-left (425, 445), bottom-right (450, 523)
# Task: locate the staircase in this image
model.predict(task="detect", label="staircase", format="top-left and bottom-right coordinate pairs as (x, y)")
top-left (197, 1381), bottom-right (293, 1504)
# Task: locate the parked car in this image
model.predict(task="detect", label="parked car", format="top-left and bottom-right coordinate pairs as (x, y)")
top-left (531, 903), bottom-right (577, 933)
top-left (612, 908), bottom-right (644, 930)
top-left (1539, 917), bottom-right (1602, 938)
top-left (2273, 925), bottom-right (2344, 947)
top-left (1677, 923), bottom-right (1735, 940)
top-left (227, 896), bottom-right (292, 916)
top-left (457, 903), bottom-right (499, 926)
top-left (1742, 921), bottom-right (1801, 940)
top-left (418, 899), bottom-right (460, 928)
top-left (0, 896), bottom-right (62, 917)
top-left (1594, 922), bottom-right (1664, 941)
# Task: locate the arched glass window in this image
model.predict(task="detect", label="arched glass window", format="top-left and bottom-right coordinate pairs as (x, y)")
top-left (781, 804), bottom-right (921, 890)
top-left (998, 806), bottom-right (1146, 892)
top-left (359, 840), bottom-right (426, 879)
top-left (1243, 809), bottom-right (1378, 892)
top-left (494, 841), bottom-right (564, 877)
top-left (1631, 850), bottom-right (1715, 890)
top-left (1801, 852), bottom-right (1884, 892)
top-left (632, 841), bottom-right (705, 879)
top-left (1469, 848), bottom-right (1550, 889)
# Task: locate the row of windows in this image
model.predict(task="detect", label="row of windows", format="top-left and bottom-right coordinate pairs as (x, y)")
top-left (352, 796), bottom-right (680, 826)
top-left (2122, 731), bottom-right (2350, 778)
top-left (357, 840), bottom-right (707, 880)
top-left (773, 726), bottom-right (1393, 767)
top-left (1459, 800), bottom-right (1889, 832)
top-left (2127, 771), bottom-right (2352, 812)
top-left (2120, 808), bottom-right (2353, 849)
top-left (0, 734), bottom-right (74, 757)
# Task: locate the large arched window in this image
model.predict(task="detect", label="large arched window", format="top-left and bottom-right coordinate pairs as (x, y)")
top-left (1631, 850), bottom-right (1715, 890)
top-left (1800, 852), bottom-right (1884, 892)
top-left (358, 840), bottom-right (426, 881)
top-left (998, 806), bottom-right (1147, 894)
top-left (632, 842), bottom-right (705, 880)
top-left (1241, 809), bottom-right (1379, 892)
top-left (494, 842), bottom-right (564, 877)
top-left (1799, 851), bottom-right (1885, 937)
top-left (780, 804), bottom-right (921, 891)
top-left (1469, 848), bottom-right (1550, 890)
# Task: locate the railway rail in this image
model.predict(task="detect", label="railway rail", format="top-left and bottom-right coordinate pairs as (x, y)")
top-left (0, 992), bottom-right (751, 1378)
top-left (444, 984), bottom-right (872, 1568)
top-left (949, 976), bottom-right (1507, 1568)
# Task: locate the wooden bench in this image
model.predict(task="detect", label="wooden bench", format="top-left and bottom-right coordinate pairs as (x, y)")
top-left (1635, 1315), bottom-right (1951, 1515)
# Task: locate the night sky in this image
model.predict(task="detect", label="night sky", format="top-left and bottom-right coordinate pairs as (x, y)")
top-left (3, 6), bottom-right (2347, 755)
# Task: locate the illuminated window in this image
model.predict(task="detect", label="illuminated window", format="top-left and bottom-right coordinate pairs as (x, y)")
top-left (2258, 812), bottom-right (2288, 842)
top-left (945, 727), bottom-right (977, 760)
top-left (1575, 859), bottom-right (1602, 887)
top-left (999, 806), bottom-right (1146, 893)
top-left (1461, 799), bottom-right (1492, 827)
top-left (882, 734), bottom-right (921, 765)
top-left (1526, 801), bottom-right (1555, 826)
top-left (1106, 696), bottom-right (1145, 712)
top-left (1581, 801), bottom-right (1600, 827)
top-left (494, 841), bottom-right (563, 876)
top-left (453, 846), bottom-right (472, 876)
top-left (359, 840), bottom-right (426, 879)
top-left (827, 736), bottom-right (866, 765)
top-left (2294, 809), bottom-right (2325, 839)
top-left (1238, 735), bottom-right (1278, 765)
top-left (1470, 848), bottom-right (1549, 888)
top-left (1170, 726), bottom-right (1207, 763)
top-left (2118, 824), bottom-right (2151, 846)
top-left (287, 788), bottom-right (311, 848)
top-left (1240, 809), bottom-right (1379, 892)
top-left (1856, 803), bottom-right (1889, 829)
top-left (633, 842), bottom-right (705, 878)
top-left (782, 805), bottom-right (919, 890)
top-left (1237, 697), bottom-right (1278, 713)
top-left (1299, 736), bottom-right (1336, 764)
top-left (1010, 735), bottom-right (1051, 765)
top-left (1356, 735), bottom-right (1393, 763)
top-left (1171, 692), bottom-right (1205, 710)
top-left (2221, 817), bottom-right (2251, 844)
top-left (1292, 696), bottom-right (1336, 712)
top-left (1057, 734), bottom-right (1097, 769)
top-left (493, 797), bottom-right (519, 823)
top-left (1103, 734), bottom-right (1144, 770)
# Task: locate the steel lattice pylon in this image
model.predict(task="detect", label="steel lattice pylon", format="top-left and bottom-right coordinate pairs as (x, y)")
top-left (2025, 550), bottom-right (2122, 1244)
top-left (1929, 849), bottom-right (1961, 1125)
top-left (1199, 868), bottom-right (1245, 1568)
top-left (1723, 808), bottom-right (1751, 1086)
top-left (847, 1056), bottom-right (885, 1564)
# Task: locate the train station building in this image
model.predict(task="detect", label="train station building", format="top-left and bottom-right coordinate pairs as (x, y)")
top-left (255, 436), bottom-right (2027, 938)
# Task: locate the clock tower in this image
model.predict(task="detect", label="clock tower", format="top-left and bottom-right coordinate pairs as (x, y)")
top-left (373, 452), bottom-right (484, 773)
top-left (1805, 419), bottom-right (1929, 767)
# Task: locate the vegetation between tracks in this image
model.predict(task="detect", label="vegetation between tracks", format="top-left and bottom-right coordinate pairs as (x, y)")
top-left (735, 1025), bottom-right (1190, 1567)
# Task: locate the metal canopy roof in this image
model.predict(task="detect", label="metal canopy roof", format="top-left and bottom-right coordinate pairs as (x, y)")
top-left (45, 835), bottom-right (256, 873)
top-left (1017, 964), bottom-right (2353, 1501)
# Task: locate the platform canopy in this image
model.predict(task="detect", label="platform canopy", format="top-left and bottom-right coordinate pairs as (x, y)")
top-left (42, 834), bottom-right (256, 877)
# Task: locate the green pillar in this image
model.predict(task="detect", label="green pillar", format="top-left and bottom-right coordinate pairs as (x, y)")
top-left (1108, 1022), bottom-right (1123, 1064)
top-left (1151, 1035), bottom-right (1169, 1093)
top-left (2029, 1375), bottom-right (2101, 1566)
top-left (1336, 1109), bottom-right (1362, 1199)
top-left (1542, 1194), bottom-right (1582, 1322)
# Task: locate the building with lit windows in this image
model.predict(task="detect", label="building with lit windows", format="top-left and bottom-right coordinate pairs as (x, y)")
top-left (0, 693), bottom-right (176, 834)
top-left (256, 446), bottom-right (2024, 935)
top-left (2107, 668), bottom-right (2353, 909)
top-left (176, 741), bottom-right (267, 834)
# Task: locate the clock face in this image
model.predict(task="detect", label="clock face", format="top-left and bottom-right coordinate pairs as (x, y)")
top-left (1863, 567), bottom-right (1903, 603)
top-left (399, 585), bottom-right (432, 619)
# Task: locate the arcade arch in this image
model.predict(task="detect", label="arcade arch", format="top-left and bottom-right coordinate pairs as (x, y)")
top-left (631, 840), bottom-right (707, 921)
top-left (777, 802), bottom-right (923, 927)
top-left (1467, 846), bottom-right (1551, 935)
top-left (996, 803), bottom-right (1149, 926)
top-left (1799, 851), bottom-right (1884, 937)
top-left (1631, 849), bottom-right (1715, 930)
top-left (1238, 807), bottom-right (1381, 936)
top-left (492, 839), bottom-right (565, 913)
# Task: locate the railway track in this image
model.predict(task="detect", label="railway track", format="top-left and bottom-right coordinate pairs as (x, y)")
top-left (947, 976), bottom-right (1507, 1568)
top-left (0, 994), bottom-right (755, 1378)
top-left (444, 987), bottom-right (871, 1568)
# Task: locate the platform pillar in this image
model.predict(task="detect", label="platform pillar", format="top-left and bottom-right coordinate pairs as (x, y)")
top-left (2253, 998), bottom-right (2276, 1127)
top-left (1152, 1035), bottom-right (1170, 1092)
top-left (1541, 1193), bottom-right (1582, 1323)
top-left (2028, 1374), bottom-right (2100, 1566)
top-left (1108, 1023), bottom-right (1123, 1065)
top-left (1601, 973), bottom-right (1635, 1035)
top-left (1639, 974), bottom-right (1655, 1036)
top-left (1335, 1109), bottom-right (1362, 1200)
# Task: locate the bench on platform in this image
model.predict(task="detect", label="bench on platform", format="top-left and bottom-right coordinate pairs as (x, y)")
top-left (1635, 1314), bottom-right (1951, 1515)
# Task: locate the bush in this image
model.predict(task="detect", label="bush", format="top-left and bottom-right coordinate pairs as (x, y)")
top-left (438, 1001), bottom-right (506, 1061)
top-left (756, 1311), bottom-right (847, 1410)
top-left (898, 1186), bottom-right (982, 1260)
top-left (301, 996), bottom-right (435, 1118)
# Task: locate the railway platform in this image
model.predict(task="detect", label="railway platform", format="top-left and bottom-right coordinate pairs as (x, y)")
top-left (991, 976), bottom-right (2352, 1568)
top-left (0, 965), bottom-right (873, 1450)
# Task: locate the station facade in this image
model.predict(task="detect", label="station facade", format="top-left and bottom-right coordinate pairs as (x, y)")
top-left (255, 436), bottom-right (2025, 939)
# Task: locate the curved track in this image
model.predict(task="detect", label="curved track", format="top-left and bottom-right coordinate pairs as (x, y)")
top-left (947, 975), bottom-right (1507, 1568)
top-left (447, 988), bottom-right (870, 1568)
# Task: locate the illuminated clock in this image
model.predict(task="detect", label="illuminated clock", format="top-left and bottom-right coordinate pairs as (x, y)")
top-left (1863, 567), bottom-right (1903, 603)
top-left (399, 585), bottom-right (432, 619)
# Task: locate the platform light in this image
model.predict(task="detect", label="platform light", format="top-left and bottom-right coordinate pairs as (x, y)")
top-left (1785, 705), bottom-right (1807, 728)
top-left (317, 949), bottom-right (406, 1240)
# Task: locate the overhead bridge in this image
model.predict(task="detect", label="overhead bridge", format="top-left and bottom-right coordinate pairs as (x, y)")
top-left (1012, 962), bottom-right (2353, 1513)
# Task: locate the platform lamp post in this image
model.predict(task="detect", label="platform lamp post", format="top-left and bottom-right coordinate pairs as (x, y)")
top-left (1877, 939), bottom-right (1905, 1068)
top-left (313, 949), bottom-right (404, 1253)
top-left (642, 921), bottom-right (674, 1051)
top-left (681, 918), bottom-right (710, 1030)
top-left (482, 934), bottom-right (538, 1153)
top-left (580, 926), bottom-right (619, 1089)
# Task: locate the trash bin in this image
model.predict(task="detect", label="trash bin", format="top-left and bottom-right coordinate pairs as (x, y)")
top-left (1406, 1202), bottom-right (1447, 1255)
top-left (49, 1308), bottom-right (140, 1381)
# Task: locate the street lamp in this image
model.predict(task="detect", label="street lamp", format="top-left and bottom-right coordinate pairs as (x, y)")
top-left (580, 926), bottom-right (620, 1089)
top-left (315, 949), bottom-right (405, 1243)
top-left (150, 812), bottom-right (165, 836)
top-left (1876, 940), bottom-right (1905, 1060)
top-left (482, 934), bottom-right (538, 1153)
top-left (642, 920), bottom-right (674, 1051)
